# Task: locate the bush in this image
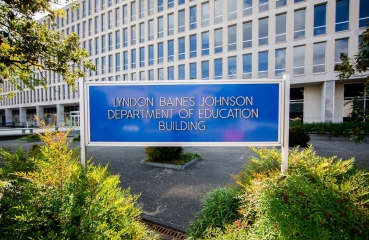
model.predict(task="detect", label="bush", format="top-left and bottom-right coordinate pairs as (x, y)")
top-left (17, 133), bottom-right (41, 142)
top-left (0, 125), bottom-right (158, 239)
top-left (187, 188), bottom-right (242, 239)
top-left (189, 147), bottom-right (369, 240)
top-left (289, 125), bottom-right (310, 147)
top-left (144, 147), bottom-right (184, 163)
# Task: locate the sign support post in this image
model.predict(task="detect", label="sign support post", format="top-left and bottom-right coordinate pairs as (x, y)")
top-left (281, 74), bottom-right (290, 173)
top-left (79, 78), bottom-right (87, 168)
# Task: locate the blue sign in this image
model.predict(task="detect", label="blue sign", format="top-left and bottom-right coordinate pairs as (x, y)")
top-left (87, 82), bottom-right (281, 144)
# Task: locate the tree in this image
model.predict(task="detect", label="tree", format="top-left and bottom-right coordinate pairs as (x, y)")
top-left (0, 0), bottom-right (95, 97)
top-left (336, 25), bottom-right (369, 144)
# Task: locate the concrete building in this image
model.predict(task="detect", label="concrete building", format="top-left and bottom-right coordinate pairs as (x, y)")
top-left (1, 0), bottom-right (368, 126)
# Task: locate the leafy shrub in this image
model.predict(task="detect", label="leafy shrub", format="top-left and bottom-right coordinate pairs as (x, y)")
top-left (72, 133), bottom-right (80, 142)
top-left (17, 133), bottom-right (41, 142)
top-left (144, 147), bottom-right (184, 163)
top-left (187, 188), bottom-right (242, 239)
top-left (0, 125), bottom-right (158, 239)
top-left (289, 125), bottom-right (310, 147)
top-left (189, 147), bottom-right (369, 240)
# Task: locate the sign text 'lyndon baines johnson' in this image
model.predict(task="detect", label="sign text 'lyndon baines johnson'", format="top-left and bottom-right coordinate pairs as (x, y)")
top-left (88, 83), bottom-right (280, 143)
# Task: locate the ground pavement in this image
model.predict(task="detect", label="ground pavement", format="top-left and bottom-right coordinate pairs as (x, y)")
top-left (0, 134), bottom-right (368, 232)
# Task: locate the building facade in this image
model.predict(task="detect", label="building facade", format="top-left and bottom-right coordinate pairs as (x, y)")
top-left (1, 0), bottom-right (368, 126)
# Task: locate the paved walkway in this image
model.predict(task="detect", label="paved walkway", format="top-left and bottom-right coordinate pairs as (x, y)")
top-left (0, 134), bottom-right (368, 232)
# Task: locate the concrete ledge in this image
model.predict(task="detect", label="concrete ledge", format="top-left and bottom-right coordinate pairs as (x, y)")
top-left (140, 157), bottom-right (202, 170)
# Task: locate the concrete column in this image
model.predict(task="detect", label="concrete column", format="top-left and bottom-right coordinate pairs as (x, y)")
top-left (57, 104), bottom-right (65, 127)
top-left (324, 80), bottom-right (335, 122)
top-left (36, 106), bottom-right (44, 123)
top-left (5, 108), bottom-right (12, 123)
top-left (19, 107), bottom-right (27, 126)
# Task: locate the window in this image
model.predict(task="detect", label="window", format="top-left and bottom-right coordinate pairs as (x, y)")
top-left (336, 0), bottom-right (349, 32)
top-left (123, 28), bottom-right (128, 47)
top-left (293, 45), bottom-right (305, 75)
top-left (275, 48), bottom-right (286, 77)
top-left (259, 17), bottom-right (268, 45)
top-left (202, 3), bottom-right (209, 27)
top-left (178, 65), bottom-right (185, 80)
top-left (140, 23), bottom-right (145, 42)
top-left (190, 35), bottom-right (197, 58)
top-left (108, 11), bottom-right (112, 29)
top-left (101, 0), bottom-right (105, 9)
top-left (158, 17), bottom-right (164, 38)
top-left (123, 5), bottom-right (128, 24)
top-left (131, 73), bottom-right (136, 81)
top-left (334, 38), bottom-right (348, 70)
top-left (149, 45), bottom-right (154, 65)
top-left (190, 6), bottom-right (197, 30)
top-left (294, 9), bottom-right (306, 39)
top-left (276, 0), bottom-right (286, 7)
top-left (131, 25), bottom-right (136, 45)
top-left (158, 68), bottom-right (164, 80)
top-left (295, 0), bottom-right (304, 2)
top-left (158, 42), bottom-right (164, 63)
top-left (148, 20), bottom-right (154, 40)
top-left (227, 57), bottom-right (237, 79)
top-left (243, 54), bottom-right (252, 79)
top-left (214, 29), bottom-right (223, 53)
top-left (131, 49), bottom-right (136, 69)
top-left (258, 51), bottom-right (268, 78)
top-left (123, 51), bottom-right (128, 70)
top-left (179, 37), bottom-right (185, 60)
top-left (228, 25), bottom-right (237, 51)
top-left (123, 74), bottom-right (128, 80)
top-left (95, 16), bottom-right (98, 33)
top-left (101, 14), bottom-right (105, 31)
top-left (158, 0), bottom-right (164, 12)
top-left (243, 0), bottom-right (252, 16)
top-left (139, 0), bottom-right (145, 18)
top-left (108, 33), bottom-right (113, 51)
top-left (214, 0), bottom-right (223, 23)
top-left (109, 55), bottom-right (113, 73)
top-left (108, 0), bottom-right (112, 7)
top-left (201, 61), bottom-right (209, 80)
top-left (190, 63), bottom-right (197, 79)
top-left (102, 35), bottom-right (106, 52)
top-left (95, 0), bottom-right (99, 12)
top-left (313, 42), bottom-right (326, 73)
top-left (83, 21), bottom-right (87, 37)
top-left (168, 14), bottom-right (174, 35)
top-left (95, 37), bottom-right (99, 54)
top-left (116, 75), bottom-right (121, 81)
top-left (83, 1), bottom-right (86, 17)
top-left (168, 67), bottom-right (174, 80)
top-left (179, 10), bottom-right (185, 32)
top-left (148, 0), bottom-right (154, 15)
top-left (179, 0), bottom-right (185, 5)
top-left (259, 0), bottom-right (268, 12)
top-left (243, 21), bottom-right (252, 48)
top-left (228, 0), bottom-right (237, 20)
top-left (138, 71), bottom-right (144, 81)
top-left (290, 87), bottom-right (304, 122)
top-left (314, 4), bottom-right (326, 36)
top-left (77, 24), bottom-right (80, 36)
top-left (275, 13), bottom-right (286, 42)
top-left (149, 69), bottom-right (154, 80)
top-left (116, 30), bottom-right (120, 49)
top-left (67, 9), bottom-right (70, 23)
top-left (168, 40), bottom-right (174, 62)
top-left (77, 6), bottom-right (80, 19)
top-left (202, 32), bottom-right (209, 56)
top-left (131, 2), bottom-right (136, 21)
top-left (360, 0), bottom-right (369, 27)
top-left (214, 59), bottom-right (222, 80)
top-left (102, 56), bottom-right (106, 74)
top-left (116, 53), bottom-right (121, 71)
top-left (140, 47), bottom-right (145, 67)
top-left (89, 39), bottom-right (93, 56)
top-left (168, 0), bottom-right (174, 8)
top-left (343, 83), bottom-right (368, 121)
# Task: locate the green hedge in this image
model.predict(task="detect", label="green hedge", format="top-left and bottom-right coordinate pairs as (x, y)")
top-left (290, 121), bottom-right (369, 136)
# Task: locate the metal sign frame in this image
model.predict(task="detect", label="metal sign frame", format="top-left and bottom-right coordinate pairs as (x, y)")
top-left (80, 75), bottom-right (290, 172)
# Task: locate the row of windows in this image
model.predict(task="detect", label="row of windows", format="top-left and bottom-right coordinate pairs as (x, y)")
top-left (57, 0), bottom-right (369, 33)
top-left (81, 37), bottom-right (352, 81)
